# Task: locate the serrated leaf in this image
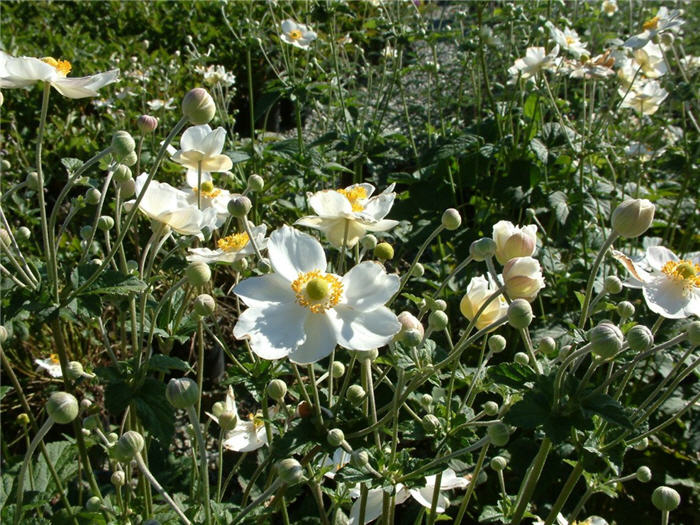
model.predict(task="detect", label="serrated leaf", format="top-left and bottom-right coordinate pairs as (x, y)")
top-left (71, 264), bottom-right (147, 296)
top-left (61, 157), bottom-right (84, 175)
top-left (530, 138), bottom-right (548, 163)
top-left (32, 441), bottom-right (78, 494)
top-left (548, 191), bottom-right (569, 225)
top-left (487, 363), bottom-right (537, 389)
top-left (133, 377), bottom-right (175, 444)
top-left (0, 385), bottom-right (12, 401)
top-left (148, 355), bottom-right (191, 374)
top-left (580, 393), bottom-right (634, 430)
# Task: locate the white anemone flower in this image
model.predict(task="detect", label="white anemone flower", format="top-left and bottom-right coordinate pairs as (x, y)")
top-left (126, 173), bottom-right (218, 236)
top-left (492, 220), bottom-right (538, 265)
top-left (172, 125), bottom-right (233, 174)
top-left (508, 45), bottom-right (560, 80)
top-left (147, 97), bottom-right (176, 111)
top-left (321, 448), bottom-right (351, 479)
top-left (613, 246), bottom-right (700, 319)
top-left (207, 387), bottom-right (271, 452)
top-left (460, 275), bottom-right (508, 331)
top-left (295, 183), bottom-right (399, 248)
top-left (35, 354), bottom-right (62, 378)
top-left (602, 0), bottom-right (618, 17)
top-left (0, 51), bottom-right (119, 98)
top-left (546, 23), bottom-right (589, 59)
top-left (624, 7), bottom-right (684, 49)
top-left (280, 19), bottom-right (318, 50)
top-left (183, 171), bottom-right (235, 227)
top-left (618, 80), bottom-right (668, 115)
top-left (233, 226), bottom-right (401, 364)
top-left (200, 65), bottom-right (236, 87)
top-left (630, 42), bottom-right (667, 79)
top-left (187, 224), bottom-right (267, 264)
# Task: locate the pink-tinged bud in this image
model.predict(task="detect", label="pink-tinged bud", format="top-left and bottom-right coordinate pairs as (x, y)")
top-left (137, 115), bottom-right (159, 133)
top-left (395, 311), bottom-right (424, 343)
top-left (459, 275), bottom-right (508, 331)
top-left (502, 257), bottom-right (545, 302)
top-left (492, 220), bottom-right (538, 265)
top-left (611, 199), bottom-right (655, 238)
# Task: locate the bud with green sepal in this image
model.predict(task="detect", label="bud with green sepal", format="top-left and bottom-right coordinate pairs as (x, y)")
top-left (441, 208), bottom-right (462, 230)
top-left (166, 377), bottom-right (199, 409)
top-left (507, 299), bottom-right (533, 329)
top-left (182, 87), bottom-right (216, 125)
top-left (186, 261), bottom-right (211, 286)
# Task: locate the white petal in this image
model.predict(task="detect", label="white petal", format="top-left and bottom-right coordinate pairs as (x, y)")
top-left (200, 154), bottom-right (233, 173)
top-left (234, 274), bottom-right (296, 307)
top-left (185, 169), bottom-right (212, 188)
top-left (309, 190), bottom-right (352, 217)
top-left (349, 487), bottom-right (387, 525)
top-left (268, 226), bottom-right (326, 282)
top-left (643, 276), bottom-right (695, 319)
top-left (222, 421), bottom-right (267, 452)
top-left (645, 246), bottom-right (678, 271)
top-left (362, 192), bottom-right (395, 221)
top-left (3, 55), bottom-right (56, 84)
top-left (433, 469), bottom-right (469, 490)
top-left (51, 69), bottom-right (119, 98)
top-left (330, 305), bottom-right (400, 351)
top-left (181, 125), bottom-right (212, 151)
top-left (363, 219), bottom-right (399, 233)
top-left (233, 303), bottom-right (308, 359)
top-left (408, 487), bottom-right (450, 513)
top-left (281, 19), bottom-right (298, 34)
top-left (288, 313), bottom-right (337, 364)
top-left (341, 262), bottom-right (399, 311)
top-left (200, 126), bottom-right (226, 155)
top-left (325, 218), bottom-right (367, 247)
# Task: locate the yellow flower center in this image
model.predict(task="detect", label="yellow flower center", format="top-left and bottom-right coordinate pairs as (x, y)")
top-left (50, 353), bottom-right (60, 364)
top-left (565, 36), bottom-right (576, 45)
top-left (291, 270), bottom-right (343, 313)
top-left (217, 233), bottom-right (249, 252)
top-left (193, 182), bottom-right (222, 199)
top-left (41, 57), bottom-right (72, 76)
top-left (643, 16), bottom-right (659, 31)
top-left (288, 29), bottom-right (303, 40)
top-left (337, 186), bottom-right (368, 212)
top-left (661, 260), bottom-right (700, 293)
top-left (248, 412), bottom-right (265, 430)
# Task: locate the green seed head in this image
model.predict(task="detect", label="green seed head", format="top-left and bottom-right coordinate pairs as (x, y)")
top-left (306, 277), bottom-right (330, 301)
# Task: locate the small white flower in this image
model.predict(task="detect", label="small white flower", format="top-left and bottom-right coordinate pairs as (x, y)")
top-left (172, 125), bottom-right (233, 174)
top-left (624, 7), bottom-right (684, 49)
top-left (183, 172), bottom-right (236, 228)
top-left (295, 183), bottom-right (399, 248)
top-left (35, 354), bottom-right (62, 378)
top-left (200, 65), bottom-right (236, 87)
top-left (233, 226), bottom-right (401, 364)
top-left (0, 51), bottom-right (119, 98)
top-left (567, 51), bottom-right (616, 79)
top-left (321, 448), bottom-right (350, 479)
top-left (207, 387), bottom-right (271, 452)
top-left (460, 275), bottom-right (508, 331)
top-left (508, 45), bottom-right (560, 80)
top-left (613, 246), bottom-right (700, 319)
top-left (147, 97), bottom-right (176, 111)
top-left (382, 45), bottom-right (398, 59)
top-left (280, 19), bottom-right (318, 50)
top-left (679, 55), bottom-right (700, 71)
top-left (618, 80), bottom-right (668, 115)
top-left (546, 23), bottom-right (589, 59)
top-left (602, 0), bottom-right (618, 17)
top-left (492, 220), bottom-right (538, 265)
top-left (187, 224), bottom-right (267, 264)
top-left (631, 42), bottom-right (667, 79)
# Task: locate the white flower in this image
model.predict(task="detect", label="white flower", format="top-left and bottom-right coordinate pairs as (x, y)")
top-left (207, 387), bottom-right (271, 452)
top-left (508, 45), bottom-right (560, 80)
top-left (126, 173), bottom-right (218, 236)
top-left (502, 256), bottom-right (545, 302)
top-left (183, 172), bottom-right (235, 228)
top-left (0, 51), bottom-right (119, 98)
top-left (602, 0), bottom-right (618, 17)
top-left (492, 220), bottom-right (538, 265)
top-left (613, 246), bottom-right (699, 319)
top-left (233, 226), bottom-right (401, 364)
top-left (679, 55), bottom-right (700, 71)
top-left (348, 469), bottom-right (469, 524)
top-left (172, 125), bottom-right (233, 173)
top-left (631, 42), bottom-right (667, 79)
top-left (534, 514), bottom-right (608, 525)
top-left (200, 65), bottom-right (236, 87)
top-left (295, 184), bottom-right (399, 248)
top-left (460, 275), bottom-right (508, 331)
top-left (147, 97), bottom-right (176, 111)
top-left (35, 354), bottom-right (62, 377)
top-left (546, 23), bottom-right (589, 59)
top-left (321, 448), bottom-right (350, 479)
top-left (618, 80), bottom-right (668, 115)
top-left (382, 45), bottom-right (398, 59)
top-left (624, 7), bottom-right (684, 49)
top-left (280, 19), bottom-right (318, 50)
top-left (624, 142), bottom-right (661, 162)
top-left (567, 51), bottom-right (616, 79)
top-left (187, 224), bottom-right (267, 264)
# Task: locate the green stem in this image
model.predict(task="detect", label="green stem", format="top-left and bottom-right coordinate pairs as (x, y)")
top-left (510, 438), bottom-right (552, 525)
top-left (543, 461), bottom-right (584, 525)
top-left (578, 232), bottom-right (619, 329)
top-left (134, 453), bottom-right (192, 525)
top-left (14, 419), bottom-right (54, 525)
top-left (454, 441), bottom-right (490, 525)
top-left (427, 471), bottom-right (443, 525)
top-left (186, 406), bottom-right (212, 525)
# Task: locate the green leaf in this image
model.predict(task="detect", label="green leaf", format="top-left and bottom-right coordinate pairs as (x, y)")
top-left (549, 191), bottom-right (569, 225)
top-left (148, 355), bottom-right (191, 374)
top-left (32, 441), bottom-right (78, 494)
top-left (0, 473), bottom-right (14, 509)
top-left (61, 157), bottom-right (84, 175)
top-left (580, 393), bottom-right (634, 430)
top-left (487, 363), bottom-right (537, 389)
top-left (0, 386), bottom-right (12, 402)
top-left (70, 264), bottom-right (147, 296)
top-left (133, 377), bottom-right (175, 444)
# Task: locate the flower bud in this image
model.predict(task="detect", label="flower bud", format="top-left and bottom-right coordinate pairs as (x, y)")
top-left (412, 263), bottom-right (425, 277)
top-left (441, 208), bottom-right (462, 230)
top-left (432, 299), bottom-right (447, 312)
top-left (119, 177), bottom-right (136, 198)
top-left (507, 299), bottom-right (533, 329)
top-left (402, 329), bottom-right (423, 347)
top-left (351, 450), bottom-right (369, 468)
top-left (488, 335), bottom-right (507, 353)
top-left (137, 115), bottom-right (158, 134)
top-left (121, 151), bottom-right (138, 167)
top-left (588, 322), bottom-right (623, 359)
top-left (331, 361), bottom-right (345, 378)
top-left (17, 413), bottom-right (30, 426)
top-left (113, 431), bottom-right (145, 463)
top-left (186, 261), bottom-right (211, 286)
top-left (182, 88), bottom-right (216, 125)
top-left (604, 276), bottom-right (623, 294)
top-left (428, 310), bottom-right (448, 331)
top-left (503, 257), bottom-right (545, 302)
top-left (66, 361), bottom-right (87, 380)
top-left (218, 411), bottom-right (238, 432)
top-left (327, 428), bottom-right (345, 447)
top-left (80, 398), bottom-right (93, 411)
top-left (470, 238), bottom-right (496, 261)
top-left (651, 486), bottom-right (680, 511)
top-left (514, 352), bottom-right (529, 365)
top-left (257, 258), bottom-right (271, 273)
top-left (360, 234), bottom-right (377, 250)
top-left (16, 226), bottom-right (30, 241)
top-left (277, 458), bottom-right (304, 485)
top-left (111, 131), bottom-right (136, 158)
top-left (538, 336), bottom-right (556, 356)
top-left (483, 401), bottom-right (499, 416)
top-left (0, 229), bottom-right (8, 246)
top-left (113, 164), bottom-right (132, 182)
top-left (687, 321), bottom-right (700, 346)
top-left (492, 221), bottom-right (538, 265)
top-left (0, 325), bottom-right (8, 344)
top-left (487, 422), bottom-right (510, 447)
top-left (357, 348), bottom-right (379, 362)
top-left (420, 394), bottom-right (433, 408)
top-left (211, 401), bottom-right (226, 418)
top-left (193, 294), bottom-right (216, 317)
top-left (395, 311), bottom-right (425, 344)
top-left (633, 437), bottom-right (649, 451)
top-left (490, 456), bottom-right (508, 471)
top-left (232, 258), bottom-right (249, 272)
top-left (627, 325), bottom-right (653, 351)
top-left (166, 377), bottom-right (199, 409)
top-left (422, 414), bottom-right (441, 434)
top-left (374, 242), bottom-right (394, 261)
top-left (227, 196), bottom-right (252, 218)
top-left (617, 301), bottom-right (635, 320)
top-left (86, 188), bottom-right (101, 205)
top-left (26, 171), bottom-right (41, 190)
top-left (79, 225), bottom-right (94, 241)
top-left (47, 392), bottom-right (79, 424)
top-left (111, 471), bottom-right (126, 487)
top-left (636, 466), bottom-right (652, 483)
top-left (347, 385), bottom-right (366, 405)
top-left (611, 199), bottom-right (655, 238)
top-left (97, 215), bottom-right (115, 231)
top-left (247, 174), bottom-right (264, 192)
top-left (267, 379), bottom-right (287, 401)
top-left (86, 496), bottom-right (102, 512)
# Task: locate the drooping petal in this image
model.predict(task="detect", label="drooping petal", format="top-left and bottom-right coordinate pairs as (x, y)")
top-left (267, 226), bottom-right (326, 282)
top-left (233, 273), bottom-right (296, 307)
top-left (308, 190), bottom-right (353, 217)
top-left (180, 124), bottom-right (212, 152)
top-left (341, 262), bottom-right (399, 311)
top-left (363, 219), bottom-right (399, 233)
top-left (233, 302), bottom-right (308, 359)
top-left (612, 250), bottom-right (651, 287)
top-left (330, 305), bottom-right (400, 351)
top-left (200, 154), bottom-right (233, 173)
top-left (325, 218), bottom-right (367, 247)
top-left (349, 487), bottom-right (388, 525)
top-left (362, 192), bottom-right (395, 221)
top-left (288, 313), bottom-right (337, 364)
top-left (51, 69), bottom-right (119, 98)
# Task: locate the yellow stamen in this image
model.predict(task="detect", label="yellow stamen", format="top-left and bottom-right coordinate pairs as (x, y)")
top-left (192, 186), bottom-right (222, 199)
top-left (643, 16), bottom-right (659, 31)
top-left (50, 353), bottom-right (60, 364)
top-left (661, 260), bottom-right (700, 293)
top-left (217, 233), bottom-right (249, 252)
top-left (291, 270), bottom-right (343, 313)
top-left (288, 29), bottom-right (303, 40)
top-left (41, 57), bottom-right (72, 76)
top-left (337, 186), bottom-right (368, 212)
top-left (565, 36), bottom-right (575, 45)
top-left (248, 412), bottom-right (265, 429)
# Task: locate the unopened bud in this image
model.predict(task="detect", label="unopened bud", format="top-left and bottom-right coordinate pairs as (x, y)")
top-left (113, 431), bottom-right (145, 463)
top-left (611, 199), bottom-right (655, 238)
top-left (627, 325), bottom-right (653, 351)
top-left (0, 325), bottom-right (7, 343)
top-left (17, 413), bottom-right (30, 426)
top-left (257, 258), bottom-right (271, 273)
top-left (604, 276), bottom-right (623, 294)
top-left (331, 361), bottom-right (345, 378)
top-left (422, 414), bottom-right (441, 434)
top-left (588, 322), bottom-right (623, 359)
top-left (490, 456), bottom-right (508, 471)
top-left (420, 394), bottom-right (433, 408)
top-left (488, 335), bottom-right (507, 354)
top-left (507, 299), bottom-right (533, 329)
top-left (121, 151), bottom-right (138, 167)
top-left (347, 385), bottom-right (366, 405)
top-left (267, 379), bottom-right (287, 401)
top-left (487, 422), bottom-right (510, 447)
top-left (218, 411), bottom-right (238, 432)
top-left (687, 321), bottom-right (700, 346)
top-left (46, 392), bottom-right (79, 424)
top-left (617, 301), bottom-right (635, 320)
top-left (651, 486), bottom-right (680, 511)
top-left (374, 242), bottom-right (394, 261)
top-left (403, 329), bottom-right (423, 347)
top-left (483, 401), bottom-right (499, 416)
top-left (119, 177), bottom-right (136, 197)
top-left (441, 208), bottom-right (462, 230)
top-left (186, 261), bottom-right (211, 286)
top-left (360, 235), bottom-right (377, 250)
top-left (111, 131), bottom-right (136, 158)
top-left (86, 496), bottom-right (102, 512)
top-left (247, 174), bottom-right (264, 192)
top-left (428, 310), bottom-right (448, 331)
top-left (113, 164), bottom-right (132, 182)
top-left (412, 263), bottom-right (425, 277)
top-left (633, 437), bottom-right (649, 451)
top-left (66, 361), bottom-right (86, 380)
top-left (16, 226), bottom-right (30, 241)
top-left (327, 428), bottom-right (345, 447)
top-left (232, 258), bottom-right (248, 272)
top-left (432, 299), bottom-right (447, 311)
top-left (97, 215), bottom-right (115, 231)
top-left (86, 188), bottom-right (101, 205)
top-left (137, 115), bottom-right (158, 134)
top-left (277, 458), bottom-right (304, 485)
top-left (193, 294), bottom-right (216, 317)
top-left (636, 466), bottom-right (652, 483)
top-left (514, 352), bottom-right (529, 365)
top-left (470, 238), bottom-right (496, 261)
top-left (26, 171), bottom-right (41, 190)
top-left (227, 196), bottom-right (252, 217)
top-left (111, 471), bottom-right (126, 487)
top-left (538, 336), bottom-right (556, 356)
top-left (182, 88), bottom-right (216, 125)
top-left (165, 377), bottom-right (199, 409)
top-left (351, 450), bottom-right (369, 468)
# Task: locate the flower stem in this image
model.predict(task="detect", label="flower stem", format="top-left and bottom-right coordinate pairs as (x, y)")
top-left (186, 406), bottom-right (212, 525)
top-left (542, 461), bottom-right (584, 525)
top-left (134, 453), bottom-right (192, 525)
top-left (510, 438), bottom-right (552, 525)
top-left (578, 232), bottom-right (618, 329)
top-left (454, 440), bottom-right (490, 525)
top-left (14, 418), bottom-right (54, 525)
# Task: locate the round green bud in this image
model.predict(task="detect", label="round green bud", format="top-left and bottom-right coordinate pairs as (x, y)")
top-left (211, 401), bottom-right (226, 418)
top-left (412, 263), bottom-right (425, 277)
top-left (327, 428), bottom-right (345, 447)
top-left (232, 258), bottom-right (249, 273)
top-left (121, 151), bottom-right (138, 167)
top-left (627, 325), bottom-right (654, 352)
top-left (17, 413), bottom-right (30, 426)
top-left (617, 301), bottom-right (635, 320)
top-left (420, 394), bottom-right (433, 408)
top-left (182, 88), bottom-right (216, 125)
top-left (113, 164), bottom-right (132, 183)
top-left (0, 229), bottom-right (9, 246)
top-left (651, 486), bottom-right (680, 511)
top-left (347, 385), bottom-right (366, 406)
top-left (687, 321), bottom-right (700, 346)
top-left (604, 276), bottom-right (623, 295)
top-left (633, 437), bottom-right (649, 451)
top-left (636, 466), bottom-right (652, 483)
top-left (1, 159), bottom-right (9, 170)
top-left (422, 414), bottom-right (441, 434)
top-left (247, 174), bottom-right (264, 192)
top-left (218, 411), bottom-right (238, 432)
top-left (85, 188), bottom-right (101, 205)
top-left (403, 329), bottom-right (423, 347)
top-left (186, 261), bottom-right (211, 287)
top-left (433, 299), bottom-right (447, 312)
top-left (97, 215), bottom-right (115, 231)
top-left (113, 431), bottom-right (145, 462)
top-left (538, 336), bottom-right (556, 356)
top-left (16, 226), bottom-right (30, 241)
top-left (611, 199), bottom-right (655, 239)
top-left (483, 401), bottom-right (499, 417)
top-left (360, 234), bottom-right (377, 251)
top-left (165, 377), bottom-right (199, 409)
top-left (470, 238), bottom-right (497, 261)
top-left (111, 131), bottom-right (136, 159)
top-left (514, 352), bottom-right (529, 365)
top-left (267, 379), bottom-right (287, 401)
top-left (358, 348), bottom-right (379, 362)
top-left (83, 414), bottom-right (100, 431)
top-left (193, 294), bottom-right (216, 317)
top-left (66, 361), bottom-right (86, 380)
top-left (257, 258), bottom-right (271, 273)
top-left (46, 392), bottom-right (79, 424)
top-left (507, 299), bottom-right (533, 329)
top-left (488, 335), bottom-right (507, 354)
top-left (86, 496), bottom-right (102, 512)
top-left (137, 115), bottom-right (158, 134)
top-left (490, 456), bottom-right (508, 471)
top-left (277, 458), bottom-right (304, 485)
top-left (0, 325), bottom-right (8, 344)
top-left (107, 432), bottom-right (119, 444)
top-left (26, 171), bottom-right (41, 190)
top-left (374, 242), bottom-right (394, 261)
top-left (428, 310), bottom-right (448, 331)
top-left (441, 208), bottom-right (462, 230)
top-left (227, 196), bottom-right (252, 218)
top-left (350, 450), bottom-right (369, 468)
top-left (119, 177), bottom-right (136, 198)
top-left (588, 322), bottom-right (623, 359)
top-left (111, 471), bottom-right (126, 487)
top-left (487, 422), bottom-right (510, 447)
top-left (331, 361), bottom-right (346, 378)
